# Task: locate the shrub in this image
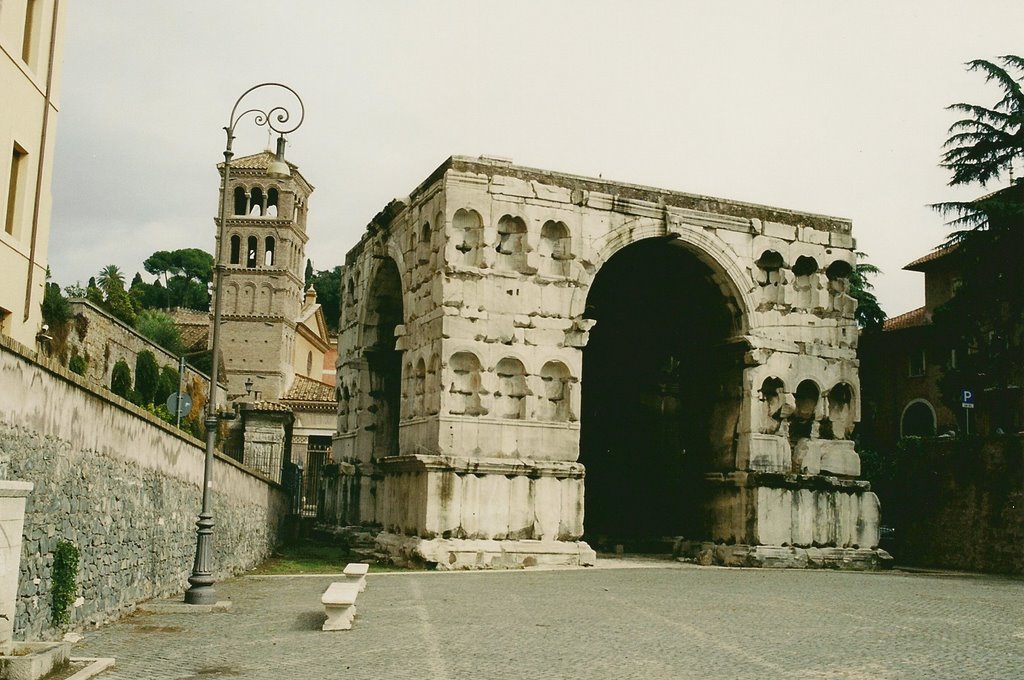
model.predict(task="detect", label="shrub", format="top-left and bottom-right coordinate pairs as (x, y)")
top-left (154, 365), bottom-right (179, 409)
top-left (135, 309), bottom-right (184, 354)
top-left (51, 540), bottom-right (79, 627)
top-left (134, 350), bottom-right (160, 405)
top-left (68, 353), bottom-right (87, 376)
top-left (110, 359), bottom-right (132, 398)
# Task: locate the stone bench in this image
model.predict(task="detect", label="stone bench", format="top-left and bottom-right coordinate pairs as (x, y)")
top-left (321, 581), bottom-right (360, 631)
top-left (344, 562), bottom-right (369, 592)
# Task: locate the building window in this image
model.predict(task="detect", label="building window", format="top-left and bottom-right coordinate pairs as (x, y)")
top-left (306, 351), bottom-right (313, 376)
top-left (229, 235), bottom-right (241, 264)
top-left (949, 348), bottom-right (958, 370)
top-left (22, 0), bottom-right (39, 67)
top-left (233, 186), bottom-right (247, 215)
top-left (265, 236), bottom-right (275, 266)
top-left (0, 306), bottom-right (10, 336)
top-left (5, 144), bottom-right (28, 237)
top-left (246, 236), bottom-right (258, 268)
top-left (908, 350), bottom-right (926, 377)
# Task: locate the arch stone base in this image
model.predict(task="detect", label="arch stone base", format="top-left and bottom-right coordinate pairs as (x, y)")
top-left (377, 534), bottom-right (596, 570)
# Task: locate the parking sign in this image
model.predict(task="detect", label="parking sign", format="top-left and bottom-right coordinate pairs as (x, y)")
top-left (961, 389), bottom-right (974, 409)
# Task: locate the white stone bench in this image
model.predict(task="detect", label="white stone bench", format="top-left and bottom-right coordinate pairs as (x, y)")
top-left (344, 562), bottom-right (369, 592)
top-left (321, 581), bottom-right (360, 631)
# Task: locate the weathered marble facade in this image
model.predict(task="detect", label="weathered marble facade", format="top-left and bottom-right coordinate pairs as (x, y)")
top-left (334, 156), bottom-right (883, 569)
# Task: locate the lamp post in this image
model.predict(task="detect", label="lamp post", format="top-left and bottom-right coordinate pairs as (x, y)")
top-left (185, 83), bottom-right (304, 605)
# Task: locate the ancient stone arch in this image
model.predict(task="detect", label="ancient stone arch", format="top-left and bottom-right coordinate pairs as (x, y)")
top-left (333, 156), bottom-right (883, 570)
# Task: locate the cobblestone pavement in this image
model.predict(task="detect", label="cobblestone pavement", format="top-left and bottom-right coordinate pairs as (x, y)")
top-left (73, 560), bottom-right (1024, 679)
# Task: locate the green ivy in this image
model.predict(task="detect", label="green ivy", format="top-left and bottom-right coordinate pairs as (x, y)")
top-left (51, 540), bottom-right (79, 627)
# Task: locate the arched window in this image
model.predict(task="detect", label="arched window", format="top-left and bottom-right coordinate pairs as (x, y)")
top-left (901, 400), bottom-right (936, 438)
top-left (233, 186), bottom-right (247, 215)
top-left (266, 188), bottom-right (279, 217)
top-left (539, 361), bottom-right (573, 422)
top-left (452, 208), bottom-right (483, 266)
top-left (306, 351), bottom-right (313, 376)
top-left (229, 234), bottom-right (241, 265)
top-left (495, 215), bottom-right (528, 271)
top-left (247, 187), bottom-right (264, 216)
top-left (539, 221), bottom-right (571, 276)
top-left (246, 236), bottom-right (258, 268)
top-left (265, 236), bottom-right (276, 266)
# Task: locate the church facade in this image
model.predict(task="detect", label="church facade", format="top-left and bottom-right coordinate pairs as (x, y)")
top-left (333, 156), bottom-right (885, 569)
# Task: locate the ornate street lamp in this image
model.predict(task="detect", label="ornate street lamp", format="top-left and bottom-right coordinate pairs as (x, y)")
top-left (185, 83), bottom-right (304, 605)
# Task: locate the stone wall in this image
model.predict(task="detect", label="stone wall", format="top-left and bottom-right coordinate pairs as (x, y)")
top-left (879, 436), bottom-right (1023, 575)
top-left (0, 334), bottom-right (288, 640)
top-left (60, 299), bottom-right (226, 408)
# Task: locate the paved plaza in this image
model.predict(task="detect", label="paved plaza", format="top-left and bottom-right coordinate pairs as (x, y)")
top-left (74, 560), bottom-right (1023, 679)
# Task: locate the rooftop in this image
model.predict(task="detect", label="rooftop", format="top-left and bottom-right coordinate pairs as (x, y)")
top-left (282, 373), bottom-right (336, 404)
top-left (883, 306), bottom-right (928, 331)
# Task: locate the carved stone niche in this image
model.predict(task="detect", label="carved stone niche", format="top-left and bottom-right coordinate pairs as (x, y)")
top-left (754, 250), bottom-right (787, 306)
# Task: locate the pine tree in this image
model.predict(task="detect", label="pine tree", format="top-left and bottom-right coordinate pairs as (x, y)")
top-left (931, 56), bottom-right (1024, 430)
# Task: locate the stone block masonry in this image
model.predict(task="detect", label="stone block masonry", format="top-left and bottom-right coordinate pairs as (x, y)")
top-left (333, 155), bottom-right (882, 569)
top-left (0, 334), bottom-right (288, 640)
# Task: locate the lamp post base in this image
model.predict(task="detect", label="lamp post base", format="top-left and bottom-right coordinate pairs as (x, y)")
top-left (184, 510), bottom-right (217, 605)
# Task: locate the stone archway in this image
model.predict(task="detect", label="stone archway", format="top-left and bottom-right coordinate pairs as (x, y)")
top-left (362, 257), bottom-right (404, 459)
top-left (580, 237), bottom-right (745, 551)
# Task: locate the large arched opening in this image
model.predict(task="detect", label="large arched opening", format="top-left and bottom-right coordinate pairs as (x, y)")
top-left (580, 237), bottom-right (745, 552)
top-left (363, 258), bottom-right (404, 459)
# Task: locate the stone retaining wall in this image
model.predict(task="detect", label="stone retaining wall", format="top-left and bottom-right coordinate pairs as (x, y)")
top-left (0, 335), bottom-right (288, 640)
top-left (880, 436), bottom-right (1023, 574)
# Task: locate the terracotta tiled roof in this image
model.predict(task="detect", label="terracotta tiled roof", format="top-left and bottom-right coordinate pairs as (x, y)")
top-left (904, 244), bottom-right (958, 271)
top-left (883, 306), bottom-right (928, 331)
top-left (282, 374), bottom-right (336, 403)
top-left (219, 150), bottom-right (299, 172)
top-left (248, 400), bottom-right (292, 413)
top-left (167, 308), bottom-right (209, 350)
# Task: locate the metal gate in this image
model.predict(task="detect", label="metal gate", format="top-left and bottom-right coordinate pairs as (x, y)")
top-left (300, 436), bottom-right (331, 518)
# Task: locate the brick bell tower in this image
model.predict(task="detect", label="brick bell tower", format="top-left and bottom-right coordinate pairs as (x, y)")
top-left (213, 138), bottom-right (315, 401)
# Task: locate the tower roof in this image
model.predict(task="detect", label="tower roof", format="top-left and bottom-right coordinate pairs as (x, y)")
top-left (218, 150), bottom-right (314, 191)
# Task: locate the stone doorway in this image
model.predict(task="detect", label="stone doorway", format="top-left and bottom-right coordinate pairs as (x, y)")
top-left (581, 238), bottom-right (742, 553)
top-left (363, 258), bottom-right (404, 459)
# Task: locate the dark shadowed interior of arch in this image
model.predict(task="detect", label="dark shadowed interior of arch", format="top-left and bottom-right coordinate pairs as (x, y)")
top-left (581, 238), bottom-right (744, 552)
top-left (364, 258), bottom-right (404, 459)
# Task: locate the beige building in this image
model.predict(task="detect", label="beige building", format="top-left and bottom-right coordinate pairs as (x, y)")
top-left (0, 0), bottom-right (65, 347)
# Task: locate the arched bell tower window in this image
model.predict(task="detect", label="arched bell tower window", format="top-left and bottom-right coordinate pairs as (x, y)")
top-left (233, 187), bottom-right (247, 216)
top-left (265, 236), bottom-right (276, 266)
top-left (229, 235), bottom-right (241, 264)
top-left (247, 236), bottom-right (258, 268)
top-left (250, 187), bottom-right (264, 216)
top-left (267, 188), bottom-right (279, 217)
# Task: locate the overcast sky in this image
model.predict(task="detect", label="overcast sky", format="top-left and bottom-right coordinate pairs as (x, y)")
top-left (48, 1), bottom-right (1024, 318)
